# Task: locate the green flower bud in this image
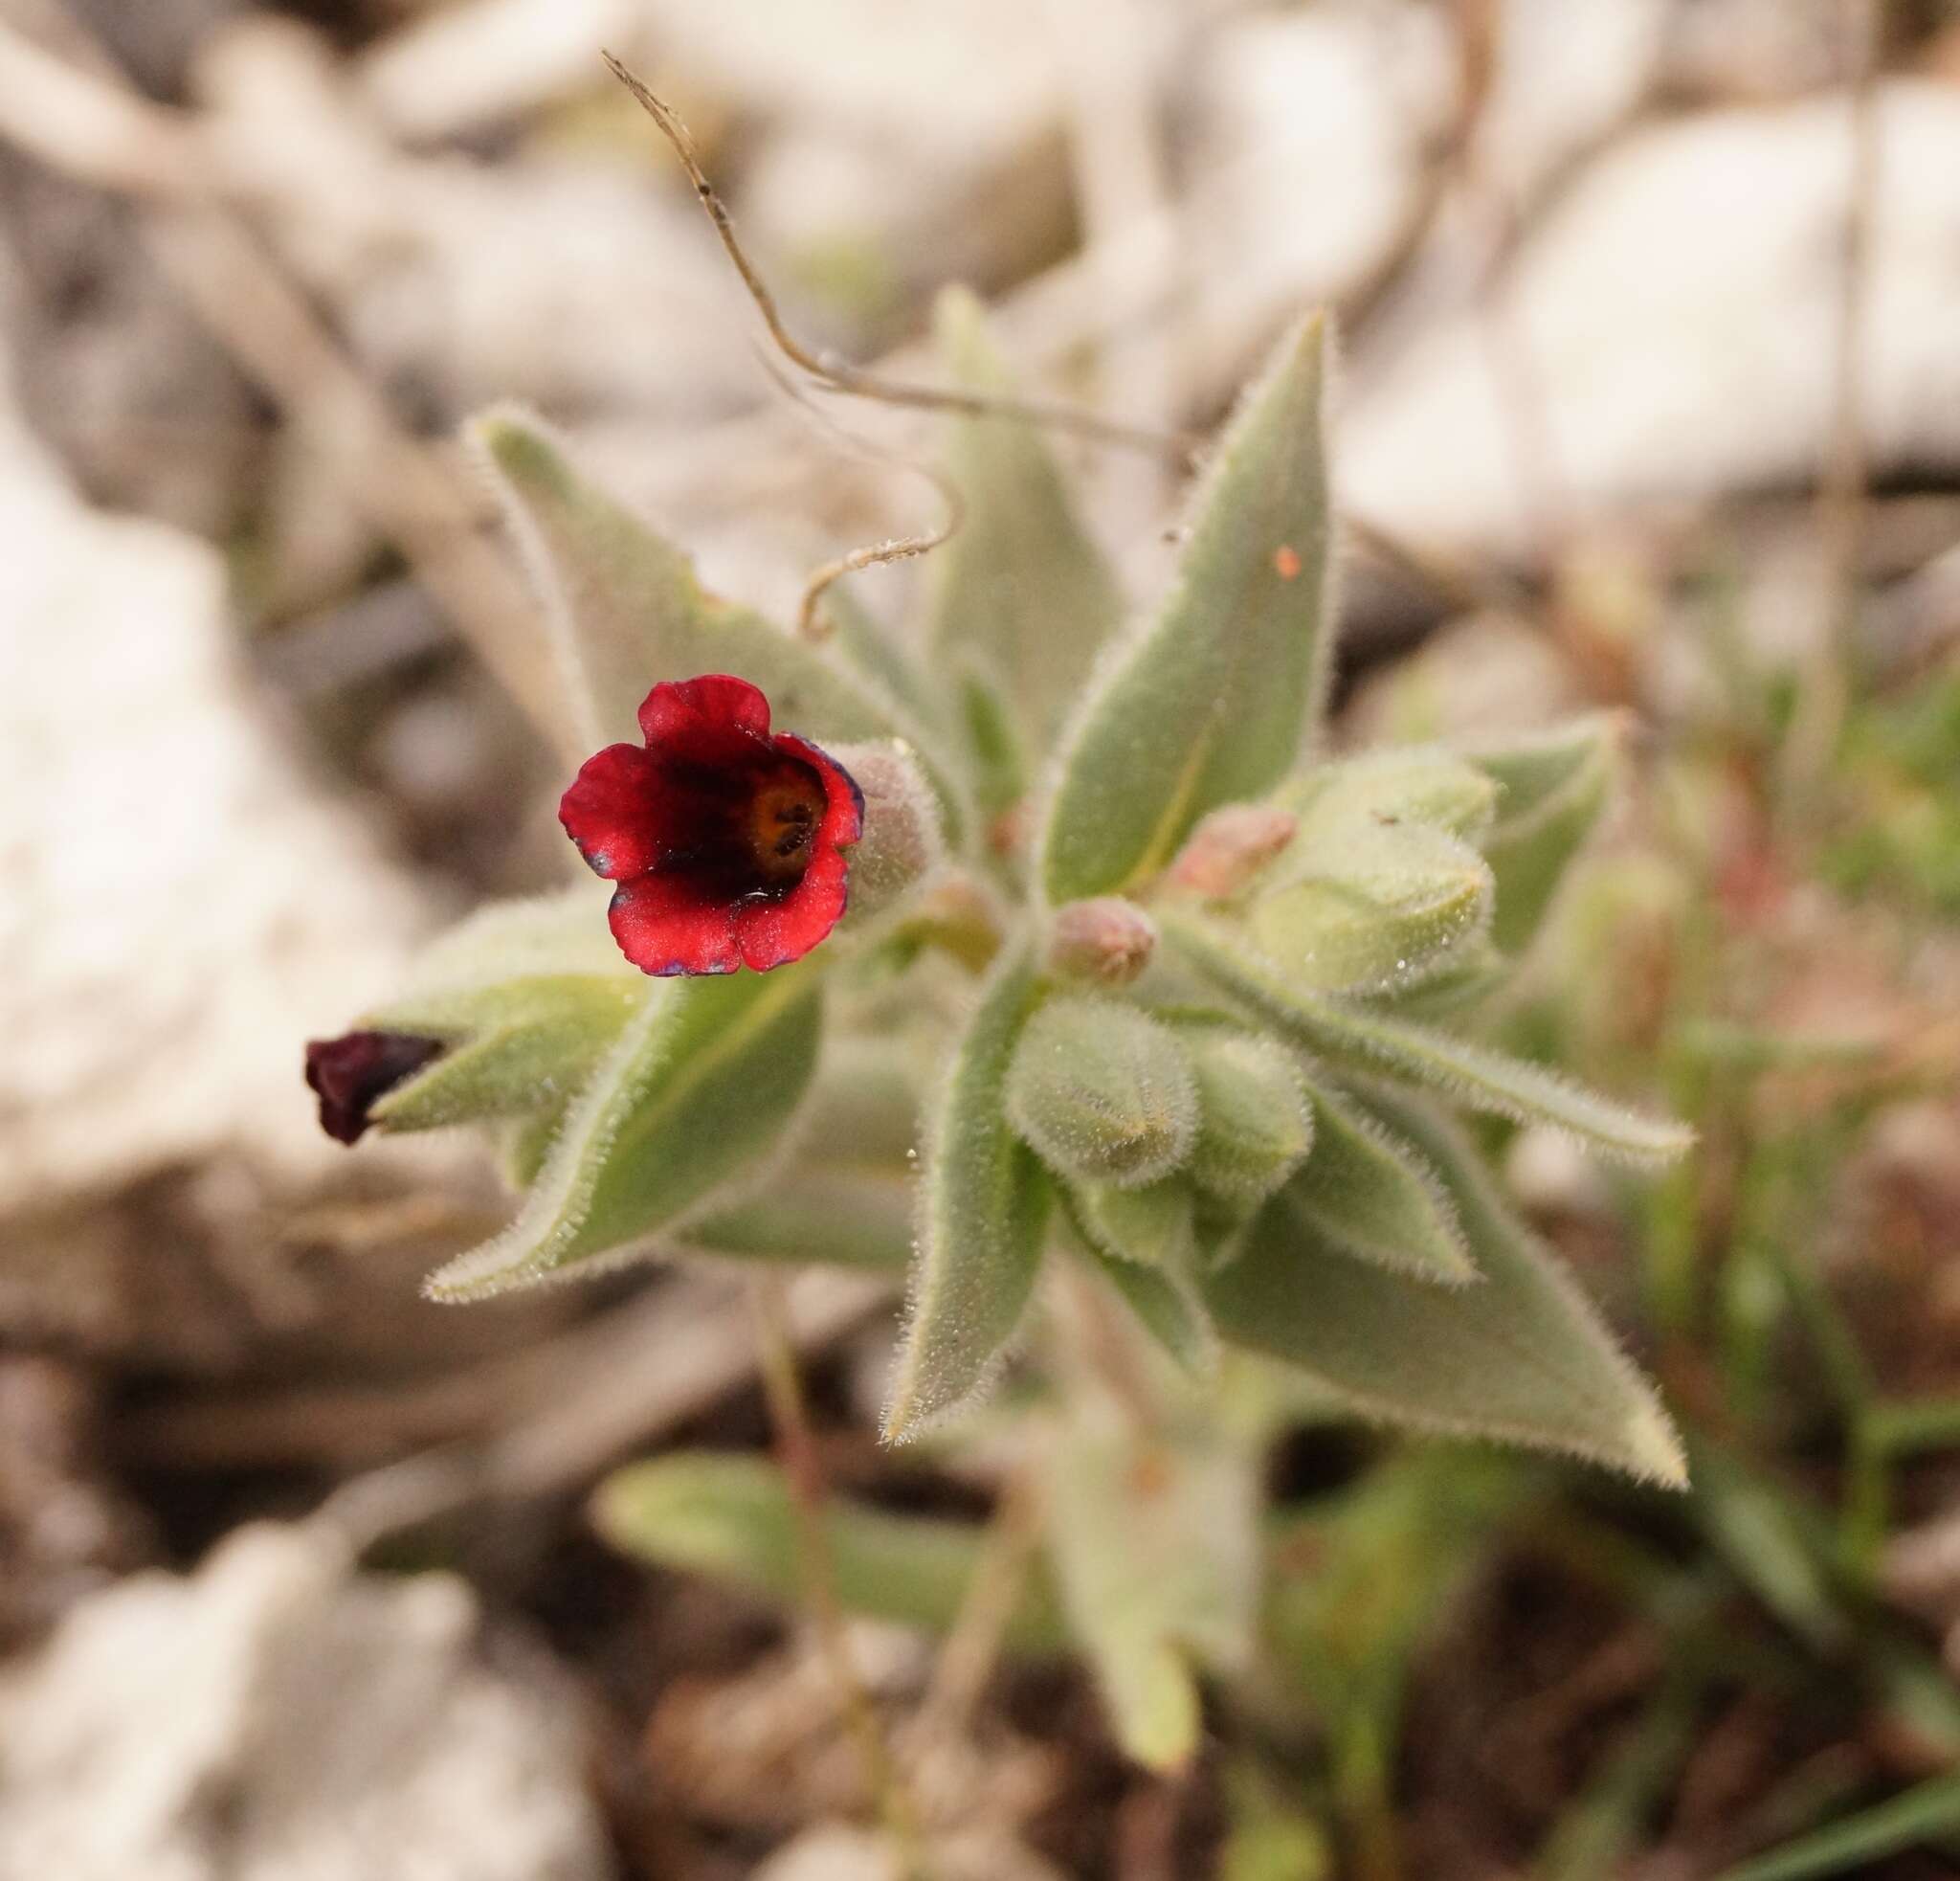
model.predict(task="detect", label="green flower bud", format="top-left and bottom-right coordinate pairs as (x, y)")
top-left (1005, 996), bottom-right (1197, 1188)
top-left (1247, 820), bottom-right (1494, 995)
top-left (1178, 1026), bottom-right (1315, 1211)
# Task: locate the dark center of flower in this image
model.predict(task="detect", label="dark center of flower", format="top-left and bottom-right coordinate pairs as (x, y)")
top-left (651, 750), bottom-right (831, 901)
top-left (748, 773), bottom-right (825, 881)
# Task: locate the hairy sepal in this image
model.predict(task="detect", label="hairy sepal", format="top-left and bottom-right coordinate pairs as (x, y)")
top-left (1291, 1079), bottom-right (1476, 1286)
top-left (365, 889), bottom-right (646, 1132)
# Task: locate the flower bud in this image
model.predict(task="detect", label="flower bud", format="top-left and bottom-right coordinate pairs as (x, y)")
top-left (1167, 804), bottom-right (1297, 900)
top-left (1176, 1026), bottom-right (1315, 1210)
top-left (1005, 996), bottom-right (1197, 1187)
top-left (828, 739), bottom-right (946, 929)
top-left (1047, 897), bottom-right (1157, 986)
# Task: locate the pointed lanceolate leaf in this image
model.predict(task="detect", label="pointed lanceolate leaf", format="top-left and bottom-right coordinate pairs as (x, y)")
top-left (1044, 1413), bottom-right (1261, 1770)
top-left (1082, 1243), bottom-right (1218, 1377)
top-left (1161, 909), bottom-right (1694, 1166)
top-left (883, 944), bottom-right (1052, 1441)
top-left (472, 408), bottom-right (964, 835)
top-left (679, 1167), bottom-right (915, 1271)
top-left (594, 1452), bottom-right (1066, 1652)
top-left (1204, 1095), bottom-right (1686, 1484)
top-left (1005, 996), bottom-right (1198, 1188)
top-left (1062, 1181), bottom-right (1214, 1372)
top-left (426, 967), bottom-right (824, 1299)
top-left (929, 286), bottom-right (1125, 765)
top-left (1067, 1177), bottom-right (1195, 1268)
top-left (1291, 1080), bottom-right (1475, 1285)
top-left (1467, 714), bottom-right (1623, 956)
top-left (1039, 315), bottom-right (1336, 902)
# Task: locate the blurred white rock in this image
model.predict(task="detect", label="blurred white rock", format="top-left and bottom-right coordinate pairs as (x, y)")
top-left (0, 340), bottom-right (429, 1218)
top-left (1341, 82), bottom-right (1960, 560)
top-left (0, 1523), bottom-right (612, 1881)
top-left (1181, 2), bottom-right (1455, 392)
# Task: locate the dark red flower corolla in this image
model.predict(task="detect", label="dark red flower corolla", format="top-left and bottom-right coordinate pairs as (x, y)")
top-left (305, 1031), bottom-right (445, 1144)
top-left (559, 675), bottom-right (864, 976)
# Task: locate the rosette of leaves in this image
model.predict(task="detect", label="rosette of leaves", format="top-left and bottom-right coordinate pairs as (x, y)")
top-left (318, 291), bottom-right (1693, 1767)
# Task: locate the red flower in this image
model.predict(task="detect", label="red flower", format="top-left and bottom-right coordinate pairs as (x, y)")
top-left (559, 675), bottom-right (864, 976)
top-left (305, 1031), bottom-right (444, 1144)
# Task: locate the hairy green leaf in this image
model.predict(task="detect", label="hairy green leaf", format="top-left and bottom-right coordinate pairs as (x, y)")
top-left (1045, 1412), bottom-right (1261, 1770)
top-left (1081, 1243), bottom-right (1218, 1377)
top-left (1467, 714), bottom-right (1622, 956)
top-left (1292, 1080), bottom-right (1474, 1285)
top-left (426, 967), bottom-right (824, 1299)
top-left (679, 1168), bottom-right (915, 1271)
top-left (472, 409), bottom-right (963, 837)
top-left (1040, 314), bottom-right (1336, 902)
top-left (1162, 909), bottom-right (1693, 1165)
top-left (929, 287), bottom-right (1125, 764)
top-left (594, 1451), bottom-right (1066, 1651)
top-left (883, 944), bottom-right (1052, 1441)
top-left (1205, 1095), bottom-right (1686, 1484)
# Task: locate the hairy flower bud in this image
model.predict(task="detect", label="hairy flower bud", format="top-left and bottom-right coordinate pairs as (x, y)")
top-left (1005, 996), bottom-right (1197, 1187)
top-left (825, 739), bottom-right (945, 929)
top-left (1167, 804), bottom-right (1298, 900)
top-left (1047, 897), bottom-right (1157, 986)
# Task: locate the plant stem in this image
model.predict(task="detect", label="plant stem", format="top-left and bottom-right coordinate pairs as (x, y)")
top-left (748, 1274), bottom-right (929, 1875)
top-left (916, 1462), bottom-right (1046, 1743)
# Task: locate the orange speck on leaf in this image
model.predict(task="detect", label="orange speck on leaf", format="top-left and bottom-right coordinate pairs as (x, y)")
top-left (1273, 544), bottom-right (1302, 580)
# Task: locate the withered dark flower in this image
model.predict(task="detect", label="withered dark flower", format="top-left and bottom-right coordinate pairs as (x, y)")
top-left (305, 1031), bottom-right (445, 1144)
top-left (558, 675), bottom-right (863, 975)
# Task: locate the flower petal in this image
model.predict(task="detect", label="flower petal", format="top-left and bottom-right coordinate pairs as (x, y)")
top-left (559, 742), bottom-right (665, 880)
top-left (734, 847), bottom-right (851, 971)
top-left (638, 674), bottom-right (771, 753)
top-left (776, 733), bottom-right (865, 851)
top-left (609, 871), bottom-right (742, 976)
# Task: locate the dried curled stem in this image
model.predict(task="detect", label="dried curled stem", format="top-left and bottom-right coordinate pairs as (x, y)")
top-left (602, 52), bottom-right (1199, 464)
